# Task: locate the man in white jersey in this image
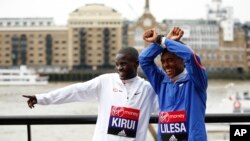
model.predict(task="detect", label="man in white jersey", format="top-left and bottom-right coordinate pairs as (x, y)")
top-left (23, 47), bottom-right (158, 141)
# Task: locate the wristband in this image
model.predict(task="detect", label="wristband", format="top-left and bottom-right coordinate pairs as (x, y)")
top-left (156, 34), bottom-right (164, 45)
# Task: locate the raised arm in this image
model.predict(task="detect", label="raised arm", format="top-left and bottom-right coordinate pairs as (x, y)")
top-left (139, 27), bottom-right (184, 93)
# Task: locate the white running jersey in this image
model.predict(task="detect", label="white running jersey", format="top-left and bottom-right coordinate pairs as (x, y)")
top-left (36, 73), bottom-right (157, 141)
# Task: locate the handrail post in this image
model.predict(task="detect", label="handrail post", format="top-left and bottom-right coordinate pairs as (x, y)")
top-left (27, 124), bottom-right (31, 141)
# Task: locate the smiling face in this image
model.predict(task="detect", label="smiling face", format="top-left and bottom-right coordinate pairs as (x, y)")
top-left (115, 53), bottom-right (138, 80)
top-left (161, 51), bottom-right (185, 79)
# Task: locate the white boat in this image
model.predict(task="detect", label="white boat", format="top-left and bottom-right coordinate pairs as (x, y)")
top-left (0, 65), bottom-right (49, 85)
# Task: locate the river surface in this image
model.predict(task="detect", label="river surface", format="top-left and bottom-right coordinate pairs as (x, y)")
top-left (0, 79), bottom-right (250, 141)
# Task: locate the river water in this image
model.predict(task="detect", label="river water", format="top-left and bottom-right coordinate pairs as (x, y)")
top-left (0, 80), bottom-right (250, 141)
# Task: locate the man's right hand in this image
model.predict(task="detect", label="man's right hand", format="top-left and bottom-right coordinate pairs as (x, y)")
top-left (22, 95), bottom-right (37, 109)
top-left (166, 27), bottom-right (184, 41)
top-left (143, 28), bottom-right (158, 43)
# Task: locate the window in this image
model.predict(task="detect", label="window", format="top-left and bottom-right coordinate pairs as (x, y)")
top-left (135, 27), bottom-right (144, 49)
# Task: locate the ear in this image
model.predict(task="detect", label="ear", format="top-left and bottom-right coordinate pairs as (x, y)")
top-left (135, 60), bottom-right (139, 67)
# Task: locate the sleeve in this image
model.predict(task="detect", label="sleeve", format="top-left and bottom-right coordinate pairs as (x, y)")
top-left (139, 43), bottom-right (165, 94)
top-left (151, 94), bottom-right (159, 114)
top-left (163, 38), bottom-right (208, 91)
top-left (36, 76), bottom-right (102, 105)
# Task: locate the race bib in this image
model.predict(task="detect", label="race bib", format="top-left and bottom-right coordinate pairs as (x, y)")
top-left (159, 110), bottom-right (188, 141)
top-left (108, 106), bottom-right (140, 138)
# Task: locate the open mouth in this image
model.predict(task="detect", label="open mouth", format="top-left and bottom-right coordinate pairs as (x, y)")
top-left (118, 71), bottom-right (126, 78)
top-left (165, 69), bottom-right (174, 77)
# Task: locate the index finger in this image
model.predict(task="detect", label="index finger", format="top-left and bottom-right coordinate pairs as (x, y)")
top-left (22, 95), bottom-right (31, 98)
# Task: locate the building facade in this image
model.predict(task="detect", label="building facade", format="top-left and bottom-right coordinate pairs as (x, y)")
top-left (0, 1), bottom-right (249, 76)
top-left (67, 4), bottom-right (123, 70)
top-left (242, 23), bottom-right (250, 71)
top-left (164, 19), bottom-right (247, 74)
top-left (0, 18), bottom-right (69, 73)
top-left (128, 0), bottom-right (166, 52)
top-left (0, 4), bottom-right (123, 72)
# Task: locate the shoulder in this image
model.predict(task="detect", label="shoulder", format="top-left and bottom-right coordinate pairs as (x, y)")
top-left (137, 76), bottom-right (154, 89)
top-left (97, 73), bottom-right (119, 80)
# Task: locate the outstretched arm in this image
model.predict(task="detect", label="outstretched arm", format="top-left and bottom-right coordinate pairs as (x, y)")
top-left (22, 95), bottom-right (37, 109)
top-left (21, 75), bottom-right (103, 108)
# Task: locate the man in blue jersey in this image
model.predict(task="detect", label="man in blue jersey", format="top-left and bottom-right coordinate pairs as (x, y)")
top-left (139, 27), bottom-right (208, 141)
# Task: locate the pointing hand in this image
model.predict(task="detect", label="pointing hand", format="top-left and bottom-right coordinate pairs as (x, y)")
top-left (22, 95), bottom-right (37, 109)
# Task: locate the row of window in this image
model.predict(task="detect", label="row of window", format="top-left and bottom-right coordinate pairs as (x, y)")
top-left (0, 47), bottom-right (67, 51)
top-left (73, 46), bottom-right (116, 50)
top-left (73, 60), bottom-right (109, 64)
top-left (0, 60), bottom-right (66, 64)
top-left (206, 67), bottom-right (243, 72)
top-left (73, 40), bottom-right (116, 44)
top-left (1, 34), bottom-right (49, 38)
top-left (73, 34), bottom-right (117, 38)
top-left (1, 52), bottom-right (116, 58)
top-left (0, 21), bottom-right (52, 27)
top-left (73, 28), bottom-right (117, 32)
top-left (1, 40), bottom-right (67, 44)
top-left (72, 53), bottom-right (116, 57)
top-left (199, 54), bottom-right (243, 61)
top-left (69, 21), bottom-right (121, 25)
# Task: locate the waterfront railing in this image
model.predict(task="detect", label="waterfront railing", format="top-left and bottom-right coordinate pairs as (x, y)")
top-left (1, 114), bottom-right (250, 141)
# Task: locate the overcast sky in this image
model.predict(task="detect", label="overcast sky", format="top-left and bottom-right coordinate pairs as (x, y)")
top-left (0, 0), bottom-right (249, 25)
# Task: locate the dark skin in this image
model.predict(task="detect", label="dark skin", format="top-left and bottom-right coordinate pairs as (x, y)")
top-left (161, 52), bottom-right (185, 79)
top-left (22, 95), bottom-right (37, 109)
top-left (143, 27), bottom-right (185, 79)
top-left (115, 53), bottom-right (138, 80)
top-left (23, 52), bottom-right (139, 109)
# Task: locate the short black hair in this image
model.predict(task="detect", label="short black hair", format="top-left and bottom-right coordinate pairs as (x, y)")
top-left (161, 40), bottom-right (185, 57)
top-left (118, 47), bottom-right (139, 61)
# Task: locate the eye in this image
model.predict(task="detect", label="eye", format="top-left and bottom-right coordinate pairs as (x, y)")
top-left (168, 58), bottom-right (174, 62)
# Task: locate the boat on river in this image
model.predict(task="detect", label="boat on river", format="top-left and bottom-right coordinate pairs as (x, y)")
top-left (0, 65), bottom-right (48, 85)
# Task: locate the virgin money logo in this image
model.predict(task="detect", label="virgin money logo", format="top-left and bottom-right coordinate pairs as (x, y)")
top-left (159, 111), bottom-right (186, 123)
top-left (160, 112), bottom-right (169, 122)
top-left (111, 106), bottom-right (124, 117)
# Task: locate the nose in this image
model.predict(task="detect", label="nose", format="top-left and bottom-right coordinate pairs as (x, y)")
top-left (162, 61), bottom-right (169, 68)
top-left (116, 65), bottom-right (123, 71)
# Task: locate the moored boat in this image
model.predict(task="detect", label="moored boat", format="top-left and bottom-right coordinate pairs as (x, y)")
top-left (0, 65), bottom-right (48, 85)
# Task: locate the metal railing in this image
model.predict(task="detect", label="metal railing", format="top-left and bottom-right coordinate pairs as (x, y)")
top-left (1, 114), bottom-right (250, 141)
